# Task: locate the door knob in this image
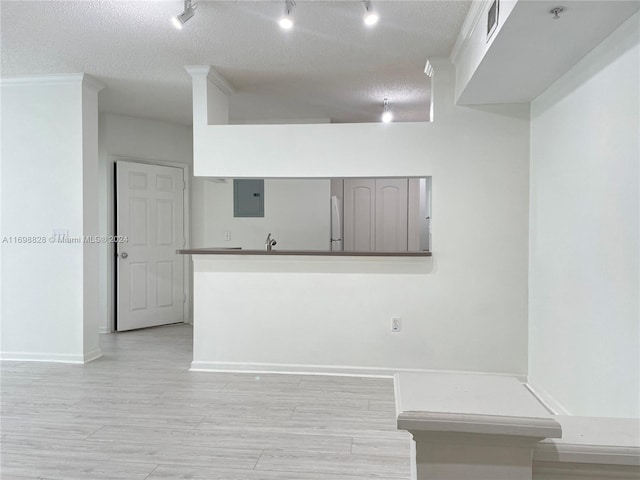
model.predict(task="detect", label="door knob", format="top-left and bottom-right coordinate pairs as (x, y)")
top-left (120, 252), bottom-right (128, 259)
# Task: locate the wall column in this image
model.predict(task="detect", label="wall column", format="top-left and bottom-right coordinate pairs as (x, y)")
top-left (185, 65), bottom-right (234, 248)
top-left (1, 74), bottom-right (104, 363)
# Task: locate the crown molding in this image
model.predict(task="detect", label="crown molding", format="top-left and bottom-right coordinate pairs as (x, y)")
top-left (82, 74), bottom-right (105, 93)
top-left (184, 65), bottom-right (211, 78)
top-left (207, 66), bottom-right (235, 95)
top-left (1, 73), bottom-right (84, 87)
top-left (185, 65), bottom-right (235, 95)
top-left (1, 73), bottom-right (105, 92)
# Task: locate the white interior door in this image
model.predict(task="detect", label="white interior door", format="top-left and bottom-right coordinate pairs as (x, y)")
top-left (344, 179), bottom-right (376, 251)
top-left (116, 161), bottom-right (185, 331)
top-left (375, 178), bottom-right (408, 251)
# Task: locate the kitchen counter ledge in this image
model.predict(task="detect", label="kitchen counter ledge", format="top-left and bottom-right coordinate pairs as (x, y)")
top-left (177, 248), bottom-right (432, 257)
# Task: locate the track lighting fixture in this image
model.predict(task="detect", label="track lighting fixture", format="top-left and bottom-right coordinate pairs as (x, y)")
top-left (279, 0), bottom-right (296, 30)
top-left (381, 98), bottom-right (393, 123)
top-left (172, 0), bottom-right (197, 29)
top-left (363, 0), bottom-right (379, 26)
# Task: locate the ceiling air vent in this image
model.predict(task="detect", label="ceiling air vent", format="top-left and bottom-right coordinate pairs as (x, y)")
top-left (487, 0), bottom-right (499, 42)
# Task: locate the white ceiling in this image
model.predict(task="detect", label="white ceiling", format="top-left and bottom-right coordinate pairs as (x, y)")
top-left (458, 0), bottom-right (640, 104)
top-left (0, 0), bottom-right (471, 125)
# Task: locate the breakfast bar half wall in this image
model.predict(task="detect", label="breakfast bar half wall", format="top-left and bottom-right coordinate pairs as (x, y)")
top-left (184, 58), bottom-right (530, 378)
top-left (184, 251), bottom-right (525, 377)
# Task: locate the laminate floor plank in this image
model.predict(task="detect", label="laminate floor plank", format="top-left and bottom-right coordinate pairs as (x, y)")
top-left (369, 399), bottom-right (398, 411)
top-left (2, 409), bottom-right (207, 431)
top-left (194, 422), bottom-right (410, 441)
top-left (351, 435), bottom-right (413, 457)
top-left (147, 463), bottom-right (404, 480)
top-left (0, 420), bottom-right (103, 440)
top-left (86, 424), bottom-right (354, 454)
top-left (255, 450), bottom-right (410, 477)
top-left (1, 452), bottom-right (157, 480)
top-left (2, 434), bottom-right (263, 470)
top-left (1, 324), bottom-right (410, 478)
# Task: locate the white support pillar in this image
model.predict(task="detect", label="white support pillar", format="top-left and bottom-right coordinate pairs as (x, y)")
top-left (1, 73), bottom-right (104, 363)
top-left (185, 65), bottom-right (233, 127)
top-left (185, 66), bottom-right (234, 247)
top-left (81, 75), bottom-right (105, 361)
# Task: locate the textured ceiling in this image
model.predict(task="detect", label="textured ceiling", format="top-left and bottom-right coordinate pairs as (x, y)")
top-left (0, 0), bottom-right (470, 125)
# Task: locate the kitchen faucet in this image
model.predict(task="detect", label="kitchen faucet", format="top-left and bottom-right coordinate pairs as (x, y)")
top-left (265, 233), bottom-right (277, 251)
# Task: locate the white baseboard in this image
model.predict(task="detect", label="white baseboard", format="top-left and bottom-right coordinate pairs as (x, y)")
top-left (1, 348), bottom-right (103, 364)
top-left (190, 361), bottom-right (393, 377)
top-left (190, 361), bottom-right (526, 380)
top-left (83, 348), bottom-right (103, 363)
top-left (525, 382), bottom-right (571, 416)
top-left (533, 461), bottom-right (640, 479)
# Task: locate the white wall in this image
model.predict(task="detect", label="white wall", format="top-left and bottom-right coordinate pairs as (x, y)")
top-left (82, 80), bottom-right (102, 358)
top-left (1, 75), bottom-right (102, 362)
top-left (529, 14), bottom-right (639, 418)
top-left (190, 60), bottom-right (531, 376)
top-left (98, 113), bottom-right (193, 332)
top-left (198, 178), bottom-right (330, 250)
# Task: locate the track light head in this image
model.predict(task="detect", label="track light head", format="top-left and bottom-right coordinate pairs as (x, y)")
top-left (279, 16), bottom-right (293, 30)
top-left (363, 0), bottom-right (379, 26)
top-left (381, 98), bottom-right (393, 123)
top-left (172, 0), bottom-right (197, 30)
top-left (279, 0), bottom-right (296, 30)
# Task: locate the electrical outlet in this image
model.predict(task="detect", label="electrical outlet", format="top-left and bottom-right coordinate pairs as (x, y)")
top-left (391, 315), bottom-right (401, 333)
top-left (224, 231), bottom-right (231, 241)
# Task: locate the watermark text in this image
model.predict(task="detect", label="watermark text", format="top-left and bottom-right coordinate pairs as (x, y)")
top-left (2, 235), bottom-right (129, 244)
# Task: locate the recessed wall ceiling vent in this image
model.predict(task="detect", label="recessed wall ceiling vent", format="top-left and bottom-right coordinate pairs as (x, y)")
top-left (487, 0), bottom-right (499, 42)
top-left (424, 60), bottom-right (434, 78)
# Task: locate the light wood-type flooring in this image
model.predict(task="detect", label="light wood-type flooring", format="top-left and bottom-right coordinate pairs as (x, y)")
top-left (1, 324), bottom-right (412, 479)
